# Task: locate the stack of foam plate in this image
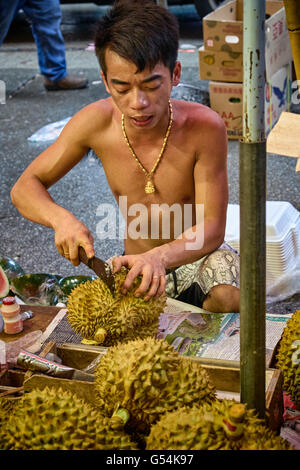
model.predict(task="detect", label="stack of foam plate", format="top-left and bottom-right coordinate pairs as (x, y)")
top-left (225, 201), bottom-right (300, 286)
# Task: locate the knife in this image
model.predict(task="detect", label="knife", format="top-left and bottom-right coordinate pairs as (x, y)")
top-left (78, 246), bottom-right (115, 295)
top-left (17, 350), bottom-right (95, 382)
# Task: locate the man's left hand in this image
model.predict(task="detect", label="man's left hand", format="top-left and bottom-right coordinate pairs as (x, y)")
top-left (112, 252), bottom-right (167, 300)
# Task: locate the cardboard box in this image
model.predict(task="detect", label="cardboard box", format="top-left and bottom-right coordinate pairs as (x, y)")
top-left (198, 46), bottom-right (243, 82)
top-left (265, 63), bottom-right (292, 132)
top-left (264, 3), bottom-right (294, 80)
top-left (209, 81), bottom-right (243, 139)
top-left (202, 0), bottom-right (244, 53)
top-left (200, 0), bottom-right (293, 82)
top-left (209, 63), bottom-right (292, 139)
top-left (267, 111), bottom-right (300, 172)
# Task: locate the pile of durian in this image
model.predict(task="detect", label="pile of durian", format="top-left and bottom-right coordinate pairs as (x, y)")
top-left (0, 387), bottom-right (137, 450)
top-left (0, 337), bottom-right (294, 450)
top-left (66, 268), bottom-right (166, 346)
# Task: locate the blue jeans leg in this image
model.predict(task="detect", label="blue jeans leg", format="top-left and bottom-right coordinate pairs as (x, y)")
top-left (0, 0), bottom-right (24, 45)
top-left (22, 0), bottom-right (67, 81)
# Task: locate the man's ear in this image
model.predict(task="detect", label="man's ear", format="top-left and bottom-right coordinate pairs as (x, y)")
top-left (101, 70), bottom-right (111, 94)
top-left (172, 61), bottom-right (181, 86)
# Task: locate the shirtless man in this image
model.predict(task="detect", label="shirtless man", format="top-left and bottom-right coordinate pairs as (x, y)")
top-left (10, 0), bottom-right (240, 313)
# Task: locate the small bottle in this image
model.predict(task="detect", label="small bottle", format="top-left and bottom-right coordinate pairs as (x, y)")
top-left (0, 296), bottom-right (23, 334)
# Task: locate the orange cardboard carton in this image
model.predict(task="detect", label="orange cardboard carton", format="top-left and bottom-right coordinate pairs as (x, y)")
top-left (209, 82), bottom-right (243, 140)
top-left (199, 46), bottom-right (242, 82)
top-left (200, 0), bottom-right (292, 82)
top-left (209, 63), bottom-right (292, 139)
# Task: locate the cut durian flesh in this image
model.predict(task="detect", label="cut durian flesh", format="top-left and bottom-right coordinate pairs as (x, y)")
top-left (146, 400), bottom-right (294, 450)
top-left (67, 269), bottom-right (166, 346)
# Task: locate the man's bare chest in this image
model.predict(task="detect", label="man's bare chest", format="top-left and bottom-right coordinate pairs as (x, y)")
top-left (92, 136), bottom-right (197, 205)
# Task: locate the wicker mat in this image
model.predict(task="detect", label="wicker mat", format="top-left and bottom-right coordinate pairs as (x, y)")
top-left (42, 314), bottom-right (83, 346)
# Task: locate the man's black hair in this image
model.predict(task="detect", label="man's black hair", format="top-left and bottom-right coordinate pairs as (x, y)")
top-left (94, 0), bottom-right (179, 78)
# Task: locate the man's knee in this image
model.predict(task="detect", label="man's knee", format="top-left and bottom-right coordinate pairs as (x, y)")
top-left (203, 284), bottom-right (240, 313)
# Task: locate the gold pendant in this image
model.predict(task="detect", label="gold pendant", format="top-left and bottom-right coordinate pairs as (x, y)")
top-left (145, 180), bottom-right (155, 194)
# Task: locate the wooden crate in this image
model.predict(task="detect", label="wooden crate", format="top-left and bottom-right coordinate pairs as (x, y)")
top-left (21, 342), bottom-right (283, 432)
top-left (0, 369), bottom-right (25, 396)
top-left (188, 356), bottom-right (284, 432)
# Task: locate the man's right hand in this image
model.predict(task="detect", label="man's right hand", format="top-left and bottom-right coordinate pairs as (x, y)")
top-left (53, 213), bottom-right (94, 266)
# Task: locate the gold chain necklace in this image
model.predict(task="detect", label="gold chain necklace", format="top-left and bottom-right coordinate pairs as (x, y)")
top-left (121, 100), bottom-right (173, 194)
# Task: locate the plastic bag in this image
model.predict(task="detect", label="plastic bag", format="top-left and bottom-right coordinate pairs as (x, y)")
top-left (266, 265), bottom-right (300, 304)
top-left (28, 117), bottom-right (71, 143)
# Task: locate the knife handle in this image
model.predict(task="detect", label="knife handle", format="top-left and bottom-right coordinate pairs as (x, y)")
top-left (78, 246), bottom-right (93, 267)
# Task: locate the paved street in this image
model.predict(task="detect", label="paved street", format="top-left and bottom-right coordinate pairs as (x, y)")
top-left (0, 3), bottom-right (299, 313)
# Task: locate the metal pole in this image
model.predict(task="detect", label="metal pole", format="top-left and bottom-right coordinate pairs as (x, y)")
top-left (239, 0), bottom-right (266, 419)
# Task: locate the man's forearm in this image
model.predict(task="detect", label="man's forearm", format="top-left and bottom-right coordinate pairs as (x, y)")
top-left (11, 174), bottom-right (95, 264)
top-left (152, 220), bottom-right (225, 269)
top-left (11, 175), bottom-right (72, 230)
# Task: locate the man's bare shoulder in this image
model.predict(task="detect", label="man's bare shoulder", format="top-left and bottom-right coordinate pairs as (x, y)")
top-left (173, 99), bottom-right (225, 135)
top-left (70, 97), bottom-right (114, 134)
top-left (54, 97), bottom-right (116, 151)
top-left (172, 99), bottom-right (227, 166)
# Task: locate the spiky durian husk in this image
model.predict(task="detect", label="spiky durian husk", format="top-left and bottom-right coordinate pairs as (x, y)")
top-left (146, 400), bottom-right (293, 450)
top-left (0, 397), bottom-right (18, 423)
top-left (67, 268), bottom-right (166, 346)
top-left (0, 397), bottom-right (19, 441)
top-left (0, 387), bottom-right (137, 450)
top-left (276, 310), bottom-right (300, 408)
top-left (94, 337), bottom-right (216, 435)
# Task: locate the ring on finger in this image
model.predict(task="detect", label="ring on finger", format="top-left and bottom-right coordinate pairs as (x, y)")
top-left (153, 274), bottom-right (165, 280)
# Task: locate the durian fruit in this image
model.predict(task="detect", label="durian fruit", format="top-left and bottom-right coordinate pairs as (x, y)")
top-left (0, 397), bottom-right (19, 433)
top-left (146, 400), bottom-right (293, 450)
top-left (0, 397), bottom-right (18, 418)
top-left (276, 309), bottom-right (300, 408)
top-left (0, 387), bottom-right (138, 450)
top-left (94, 337), bottom-right (216, 436)
top-left (67, 268), bottom-right (166, 346)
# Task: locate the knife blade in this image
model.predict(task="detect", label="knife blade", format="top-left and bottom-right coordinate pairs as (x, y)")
top-left (78, 246), bottom-right (115, 295)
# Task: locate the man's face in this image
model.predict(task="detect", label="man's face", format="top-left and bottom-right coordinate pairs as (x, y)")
top-left (102, 48), bottom-right (181, 130)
